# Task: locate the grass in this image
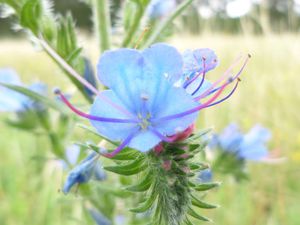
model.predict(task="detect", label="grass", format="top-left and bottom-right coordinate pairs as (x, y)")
top-left (1, 34), bottom-right (300, 225)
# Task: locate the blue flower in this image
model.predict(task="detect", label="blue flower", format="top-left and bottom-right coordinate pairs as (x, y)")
top-left (56, 44), bottom-right (249, 157)
top-left (0, 68), bottom-right (47, 112)
top-left (197, 168), bottom-right (213, 183)
top-left (83, 58), bottom-right (98, 98)
top-left (0, 68), bottom-right (27, 112)
top-left (88, 208), bottom-right (111, 225)
top-left (147, 0), bottom-right (176, 19)
top-left (211, 123), bottom-right (271, 161)
top-left (62, 151), bottom-right (105, 194)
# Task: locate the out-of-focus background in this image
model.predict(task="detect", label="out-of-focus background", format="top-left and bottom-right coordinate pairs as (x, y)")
top-left (1, 0), bottom-right (300, 225)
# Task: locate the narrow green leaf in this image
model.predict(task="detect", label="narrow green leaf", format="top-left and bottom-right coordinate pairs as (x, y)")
top-left (130, 192), bottom-right (157, 213)
top-left (185, 217), bottom-right (194, 225)
top-left (126, 171), bottom-right (153, 192)
top-left (193, 182), bottom-right (221, 191)
top-left (189, 163), bottom-right (209, 171)
top-left (104, 157), bottom-right (147, 176)
top-left (20, 0), bottom-right (41, 34)
top-left (0, 82), bottom-right (66, 113)
top-left (111, 148), bottom-right (142, 160)
top-left (66, 47), bottom-right (82, 65)
top-left (191, 195), bottom-right (218, 209)
top-left (188, 207), bottom-right (211, 222)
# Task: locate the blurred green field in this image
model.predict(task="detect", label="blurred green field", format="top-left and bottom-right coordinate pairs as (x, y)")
top-left (1, 34), bottom-right (300, 225)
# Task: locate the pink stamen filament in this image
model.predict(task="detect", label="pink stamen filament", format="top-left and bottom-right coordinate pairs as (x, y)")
top-left (103, 129), bottom-right (140, 158)
top-left (183, 58), bottom-right (206, 89)
top-left (205, 79), bottom-right (240, 108)
top-left (153, 83), bottom-right (227, 123)
top-left (56, 90), bottom-right (139, 123)
top-left (191, 59), bottom-right (207, 96)
top-left (194, 54), bottom-right (247, 101)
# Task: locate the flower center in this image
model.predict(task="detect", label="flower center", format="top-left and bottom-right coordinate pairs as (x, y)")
top-left (138, 113), bottom-right (151, 130)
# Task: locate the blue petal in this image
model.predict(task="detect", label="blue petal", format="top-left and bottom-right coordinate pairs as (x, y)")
top-left (83, 57), bottom-right (97, 97)
top-left (90, 90), bottom-right (138, 142)
top-left (65, 145), bottom-right (80, 165)
top-left (147, 0), bottom-right (176, 19)
top-left (151, 79), bottom-right (200, 136)
top-left (242, 124), bottom-right (271, 147)
top-left (143, 43), bottom-right (183, 84)
top-left (197, 169), bottom-right (213, 183)
top-left (185, 77), bottom-right (212, 96)
top-left (218, 123), bottom-right (243, 152)
top-left (182, 48), bottom-right (218, 78)
top-left (62, 152), bottom-right (98, 194)
top-left (97, 49), bottom-right (144, 113)
top-left (94, 163), bottom-right (107, 181)
top-left (25, 82), bottom-right (48, 111)
top-left (0, 68), bottom-right (27, 112)
top-left (88, 208), bottom-right (112, 225)
top-left (129, 130), bottom-right (161, 152)
top-left (238, 144), bottom-right (268, 161)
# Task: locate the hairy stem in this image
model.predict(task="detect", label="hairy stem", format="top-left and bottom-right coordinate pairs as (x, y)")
top-left (93, 0), bottom-right (111, 53)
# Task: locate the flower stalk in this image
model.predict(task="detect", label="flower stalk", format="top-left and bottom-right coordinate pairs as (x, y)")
top-left (93, 0), bottom-right (112, 53)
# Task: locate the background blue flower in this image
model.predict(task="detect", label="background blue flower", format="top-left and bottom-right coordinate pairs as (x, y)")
top-left (0, 68), bottom-right (47, 113)
top-left (211, 123), bottom-right (271, 161)
top-left (62, 150), bottom-right (106, 194)
top-left (147, 0), bottom-right (176, 19)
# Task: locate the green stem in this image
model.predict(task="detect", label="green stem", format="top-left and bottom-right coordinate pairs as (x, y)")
top-left (142, 0), bottom-right (194, 48)
top-left (122, 4), bottom-right (145, 47)
top-left (93, 0), bottom-right (111, 53)
top-left (48, 131), bottom-right (66, 160)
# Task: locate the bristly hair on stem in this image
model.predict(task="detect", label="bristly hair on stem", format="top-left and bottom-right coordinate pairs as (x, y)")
top-left (102, 128), bottom-right (219, 225)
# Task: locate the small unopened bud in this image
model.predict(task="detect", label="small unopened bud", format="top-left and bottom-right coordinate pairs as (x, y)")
top-left (53, 87), bottom-right (61, 95)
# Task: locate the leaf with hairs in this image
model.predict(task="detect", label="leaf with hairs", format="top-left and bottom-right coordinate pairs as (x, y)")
top-left (126, 171), bottom-right (153, 192)
top-left (104, 157), bottom-right (147, 176)
top-left (187, 207), bottom-right (211, 222)
top-left (191, 195), bottom-right (218, 209)
top-left (0, 82), bottom-right (66, 113)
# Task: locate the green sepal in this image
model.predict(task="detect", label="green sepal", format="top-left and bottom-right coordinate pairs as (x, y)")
top-left (104, 157), bottom-right (147, 176)
top-left (110, 148), bottom-right (142, 161)
top-left (126, 171), bottom-right (153, 192)
top-left (130, 192), bottom-right (157, 213)
top-left (191, 195), bottom-right (218, 209)
top-left (187, 207), bottom-right (211, 222)
top-left (193, 182), bottom-right (221, 191)
top-left (0, 82), bottom-right (66, 114)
